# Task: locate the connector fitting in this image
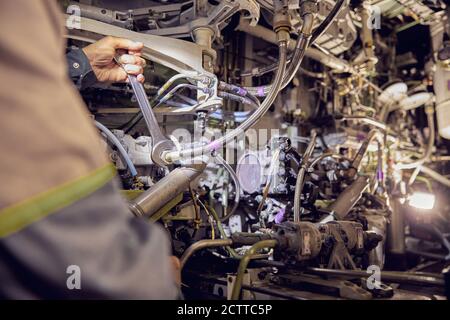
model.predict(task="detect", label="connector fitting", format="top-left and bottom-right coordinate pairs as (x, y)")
top-left (300, 0), bottom-right (318, 15)
top-left (273, 0), bottom-right (291, 33)
top-left (276, 28), bottom-right (291, 44)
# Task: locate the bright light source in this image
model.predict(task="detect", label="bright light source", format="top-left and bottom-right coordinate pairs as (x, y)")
top-left (408, 192), bottom-right (435, 210)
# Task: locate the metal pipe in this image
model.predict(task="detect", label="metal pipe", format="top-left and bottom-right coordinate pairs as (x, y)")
top-left (180, 239), bottom-right (233, 270)
top-left (198, 276), bottom-right (307, 300)
top-left (396, 105), bottom-right (435, 170)
top-left (293, 132), bottom-right (317, 222)
top-left (213, 153), bottom-right (241, 222)
top-left (306, 267), bottom-right (445, 287)
top-left (217, 91), bottom-right (258, 108)
top-left (235, 19), bottom-right (353, 73)
top-left (129, 163), bottom-right (206, 218)
top-left (387, 197), bottom-right (405, 255)
top-left (327, 175), bottom-right (370, 220)
top-left (282, 13), bottom-right (314, 88)
top-left (231, 239), bottom-right (278, 300)
top-left (420, 166), bottom-right (450, 187)
top-left (359, 1), bottom-right (376, 72)
top-left (339, 115), bottom-right (388, 131)
top-left (155, 83), bottom-right (207, 108)
top-left (406, 249), bottom-right (447, 261)
top-left (309, 153), bottom-right (350, 168)
top-left (349, 129), bottom-right (383, 179)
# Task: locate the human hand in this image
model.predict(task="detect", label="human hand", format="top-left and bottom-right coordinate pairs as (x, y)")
top-left (170, 256), bottom-right (182, 288)
top-left (82, 36), bottom-right (146, 83)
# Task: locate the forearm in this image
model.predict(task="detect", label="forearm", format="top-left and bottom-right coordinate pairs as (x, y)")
top-left (0, 179), bottom-right (179, 299)
top-left (66, 48), bottom-right (98, 90)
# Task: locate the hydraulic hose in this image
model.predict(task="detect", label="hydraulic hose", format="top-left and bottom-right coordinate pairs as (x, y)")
top-left (230, 239), bottom-right (278, 300)
top-left (244, 13), bottom-right (314, 97)
top-left (397, 105), bottom-right (435, 170)
top-left (217, 91), bottom-right (259, 109)
top-left (282, 13), bottom-right (314, 87)
top-left (95, 121), bottom-right (138, 177)
top-left (241, 0), bottom-right (345, 79)
top-left (217, 82), bottom-right (262, 109)
top-left (165, 35), bottom-right (289, 163)
top-left (293, 132), bottom-right (317, 222)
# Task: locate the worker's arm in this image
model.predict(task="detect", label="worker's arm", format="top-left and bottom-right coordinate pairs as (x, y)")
top-left (67, 36), bottom-right (146, 89)
top-left (0, 178), bottom-right (180, 299)
top-left (0, 1), bottom-right (178, 299)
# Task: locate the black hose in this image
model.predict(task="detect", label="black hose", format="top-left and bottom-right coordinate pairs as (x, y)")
top-left (310, 0), bottom-right (345, 44)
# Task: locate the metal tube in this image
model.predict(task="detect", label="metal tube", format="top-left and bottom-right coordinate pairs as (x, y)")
top-left (180, 239), bottom-right (233, 270)
top-left (129, 164), bottom-right (206, 218)
top-left (387, 197), bottom-right (405, 255)
top-left (231, 239), bottom-right (278, 300)
top-left (241, 0), bottom-right (347, 78)
top-left (340, 115), bottom-right (388, 131)
top-left (244, 13), bottom-right (314, 96)
top-left (349, 129), bottom-right (383, 179)
top-left (293, 132), bottom-right (317, 222)
top-left (396, 106), bottom-right (435, 170)
top-left (359, 1), bottom-right (376, 72)
top-left (213, 154), bottom-right (241, 222)
top-left (306, 268), bottom-right (445, 287)
top-left (420, 166), bottom-right (450, 187)
top-left (309, 153), bottom-right (350, 168)
top-left (235, 19), bottom-right (353, 73)
top-left (328, 176), bottom-right (370, 220)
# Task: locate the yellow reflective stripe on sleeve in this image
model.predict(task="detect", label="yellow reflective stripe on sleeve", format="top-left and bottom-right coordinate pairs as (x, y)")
top-left (0, 164), bottom-right (116, 238)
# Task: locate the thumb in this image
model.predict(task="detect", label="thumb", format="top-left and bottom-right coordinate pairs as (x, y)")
top-left (107, 36), bottom-right (143, 51)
